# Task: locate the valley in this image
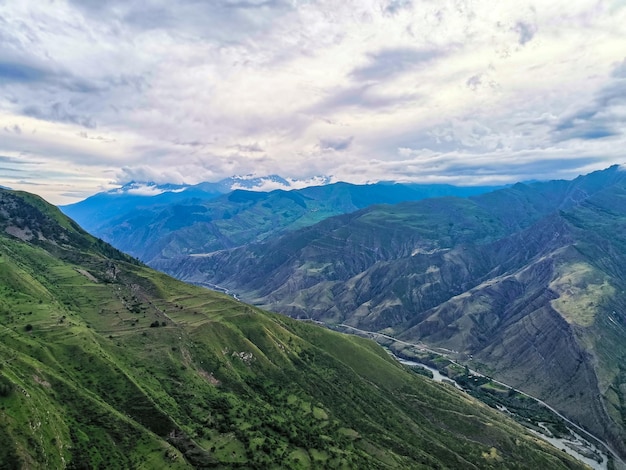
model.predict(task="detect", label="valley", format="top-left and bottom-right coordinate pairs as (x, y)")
top-left (61, 181), bottom-right (500, 264)
top-left (0, 188), bottom-right (591, 469)
top-left (133, 166), bottom-right (626, 464)
top-left (334, 322), bottom-right (616, 469)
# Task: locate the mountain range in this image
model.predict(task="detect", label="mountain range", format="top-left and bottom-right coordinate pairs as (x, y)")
top-left (0, 188), bottom-right (590, 468)
top-left (61, 179), bottom-right (500, 264)
top-left (153, 165), bottom-right (626, 461)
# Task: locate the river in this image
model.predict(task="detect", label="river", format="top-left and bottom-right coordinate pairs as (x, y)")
top-left (388, 352), bottom-right (608, 470)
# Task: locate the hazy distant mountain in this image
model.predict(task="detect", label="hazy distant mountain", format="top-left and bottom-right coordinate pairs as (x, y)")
top-left (62, 179), bottom-right (501, 263)
top-left (61, 175), bottom-right (327, 234)
top-left (0, 187), bottom-right (585, 469)
top-left (156, 165), bottom-right (626, 460)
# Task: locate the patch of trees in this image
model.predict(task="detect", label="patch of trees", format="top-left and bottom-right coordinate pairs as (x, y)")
top-left (0, 374), bottom-right (13, 397)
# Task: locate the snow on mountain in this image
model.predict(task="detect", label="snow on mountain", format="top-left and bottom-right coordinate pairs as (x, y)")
top-left (112, 181), bottom-right (189, 196)
top-left (111, 175), bottom-right (332, 196)
top-left (228, 175), bottom-right (331, 191)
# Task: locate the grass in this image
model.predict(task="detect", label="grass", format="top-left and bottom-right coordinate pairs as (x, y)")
top-left (550, 261), bottom-right (615, 327)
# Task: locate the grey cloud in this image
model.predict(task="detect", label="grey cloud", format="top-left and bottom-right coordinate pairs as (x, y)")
top-left (77, 132), bottom-right (116, 143)
top-left (384, 0), bottom-right (412, 15)
top-left (554, 114), bottom-right (617, 141)
top-left (0, 155), bottom-right (25, 163)
top-left (60, 189), bottom-right (103, 199)
top-left (612, 58), bottom-right (626, 78)
top-left (235, 143), bottom-right (264, 152)
top-left (437, 156), bottom-right (604, 179)
top-left (363, 151), bottom-right (604, 184)
top-left (0, 167), bottom-right (25, 174)
top-left (552, 73), bottom-right (626, 142)
top-left (16, 179), bottom-right (44, 186)
top-left (3, 125), bottom-right (22, 134)
top-left (350, 47), bottom-right (444, 81)
top-left (321, 84), bottom-right (419, 111)
top-left (23, 103), bottom-right (97, 129)
top-left (122, 6), bottom-right (176, 30)
top-left (513, 21), bottom-right (536, 45)
top-left (319, 136), bottom-right (354, 151)
top-left (596, 80), bottom-right (626, 107)
top-left (221, 0), bottom-right (287, 9)
top-left (69, 0), bottom-right (293, 41)
top-left (0, 51), bottom-right (106, 94)
top-left (466, 74), bottom-right (482, 91)
top-left (0, 60), bottom-right (51, 83)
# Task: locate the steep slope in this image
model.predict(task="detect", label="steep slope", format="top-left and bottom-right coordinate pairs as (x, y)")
top-left (157, 165), bottom-right (626, 460)
top-left (0, 188), bottom-right (585, 469)
top-left (62, 181), bottom-right (500, 264)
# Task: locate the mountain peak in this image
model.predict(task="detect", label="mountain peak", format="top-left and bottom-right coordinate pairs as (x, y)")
top-left (226, 174), bottom-right (331, 191)
top-left (107, 175), bottom-right (332, 197)
top-left (0, 188), bottom-right (81, 244)
top-left (112, 181), bottom-right (189, 196)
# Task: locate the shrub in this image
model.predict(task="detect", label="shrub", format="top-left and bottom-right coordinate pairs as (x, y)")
top-left (0, 375), bottom-right (13, 397)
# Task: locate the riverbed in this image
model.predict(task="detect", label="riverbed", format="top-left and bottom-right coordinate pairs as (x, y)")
top-left (390, 353), bottom-right (608, 470)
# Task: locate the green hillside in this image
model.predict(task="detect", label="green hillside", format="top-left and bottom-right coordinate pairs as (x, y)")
top-left (0, 190), bottom-right (587, 468)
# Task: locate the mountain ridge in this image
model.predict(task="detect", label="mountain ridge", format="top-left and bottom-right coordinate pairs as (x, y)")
top-left (62, 180), bottom-right (502, 264)
top-left (154, 165), bottom-right (626, 460)
top-left (0, 187), bottom-right (588, 469)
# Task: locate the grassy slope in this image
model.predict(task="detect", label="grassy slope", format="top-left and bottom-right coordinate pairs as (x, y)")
top-left (0, 191), bottom-right (585, 469)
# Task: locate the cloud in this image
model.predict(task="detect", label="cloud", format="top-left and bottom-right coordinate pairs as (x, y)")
top-left (3, 125), bottom-right (22, 134)
top-left (319, 136), bottom-right (354, 151)
top-left (513, 21), bottom-right (537, 45)
top-left (234, 143), bottom-right (264, 153)
top-left (23, 103), bottom-right (97, 129)
top-left (1, 1), bottom-right (626, 203)
top-left (612, 58), bottom-right (626, 78)
top-left (67, 0), bottom-right (294, 42)
top-left (384, 0), bottom-right (412, 16)
top-left (466, 74), bottom-right (482, 91)
top-left (552, 65), bottom-right (626, 142)
top-left (0, 60), bottom-right (51, 83)
top-left (314, 84), bottom-right (419, 112)
top-left (350, 47), bottom-right (445, 82)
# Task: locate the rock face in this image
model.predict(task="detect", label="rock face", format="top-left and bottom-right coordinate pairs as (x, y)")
top-left (156, 165), bottom-right (626, 459)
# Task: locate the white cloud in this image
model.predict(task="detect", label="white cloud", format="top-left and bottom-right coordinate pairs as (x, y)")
top-left (0, 0), bottom-right (625, 203)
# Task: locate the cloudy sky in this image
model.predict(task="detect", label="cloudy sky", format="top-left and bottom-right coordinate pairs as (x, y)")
top-left (1, 0), bottom-right (626, 204)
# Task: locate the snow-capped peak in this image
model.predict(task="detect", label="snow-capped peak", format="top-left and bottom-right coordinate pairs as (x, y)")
top-left (111, 181), bottom-right (189, 196)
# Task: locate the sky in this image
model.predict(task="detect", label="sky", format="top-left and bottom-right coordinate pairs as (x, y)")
top-left (1, 0), bottom-right (626, 204)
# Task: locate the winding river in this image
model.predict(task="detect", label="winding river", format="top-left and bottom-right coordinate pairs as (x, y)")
top-left (335, 323), bottom-right (619, 470)
top-left (391, 353), bottom-right (608, 470)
